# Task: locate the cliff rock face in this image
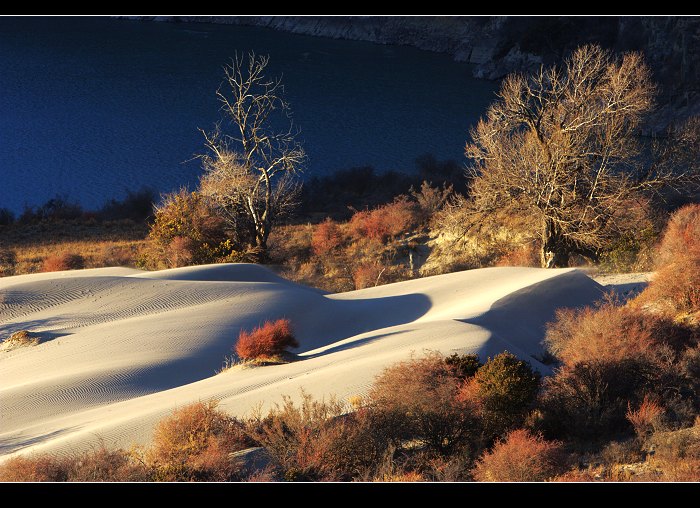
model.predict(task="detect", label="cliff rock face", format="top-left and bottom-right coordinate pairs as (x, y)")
top-left (132, 16), bottom-right (700, 130)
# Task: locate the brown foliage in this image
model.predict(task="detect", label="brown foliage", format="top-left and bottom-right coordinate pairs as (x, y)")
top-left (352, 262), bottom-right (384, 290)
top-left (42, 252), bottom-right (85, 272)
top-left (0, 248), bottom-right (17, 276)
top-left (311, 218), bottom-right (344, 257)
top-left (246, 393), bottom-right (388, 481)
top-left (348, 196), bottom-right (418, 244)
top-left (633, 203), bottom-right (700, 317)
top-left (472, 429), bottom-right (566, 482)
top-left (235, 318), bottom-right (299, 361)
top-left (627, 395), bottom-right (665, 440)
top-left (0, 448), bottom-right (150, 482)
top-left (368, 353), bottom-right (480, 454)
top-left (146, 400), bottom-right (252, 481)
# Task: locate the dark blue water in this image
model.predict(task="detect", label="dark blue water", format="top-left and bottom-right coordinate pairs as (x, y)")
top-left (0, 17), bottom-right (497, 213)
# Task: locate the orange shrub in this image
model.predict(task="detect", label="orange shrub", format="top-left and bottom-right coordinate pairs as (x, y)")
top-left (472, 429), bottom-right (566, 482)
top-left (42, 252), bottom-right (85, 272)
top-left (147, 400), bottom-right (253, 481)
top-left (348, 197), bottom-right (417, 244)
top-left (626, 395), bottom-right (664, 439)
top-left (368, 353), bottom-right (480, 453)
top-left (545, 302), bottom-right (657, 365)
top-left (235, 318), bottom-right (299, 361)
top-left (634, 203), bottom-right (700, 318)
top-left (655, 203), bottom-right (700, 267)
top-left (311, 218), bottom-right (343, 257)
top-left (352, 262), bottom-right (384, 290)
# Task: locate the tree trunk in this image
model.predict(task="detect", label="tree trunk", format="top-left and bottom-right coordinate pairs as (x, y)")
top-left (540, 219), bottom-right (570, 268)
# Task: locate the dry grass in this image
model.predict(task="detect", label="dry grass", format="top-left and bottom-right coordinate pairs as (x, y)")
top-left (2, 219), bottom-right (148, 276)
top-left (1, 330), bottom-right (41, 351)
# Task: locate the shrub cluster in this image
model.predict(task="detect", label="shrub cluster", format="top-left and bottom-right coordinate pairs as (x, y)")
top-left (235, 319), bottom-right (299, 362)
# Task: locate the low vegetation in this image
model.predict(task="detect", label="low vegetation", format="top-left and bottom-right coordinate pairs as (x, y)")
top-left (1, 330), bottom-right (41, 351)
top-left (235, 318), bottom-right (299, 363)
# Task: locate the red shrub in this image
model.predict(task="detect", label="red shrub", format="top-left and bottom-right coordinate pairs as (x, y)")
top-left (626, 395), bottom-right (664, 439)
top-left (42, 252), bottom-right (85, 272)
top-left (352, 262), bottom-right (384, 290)
top-left (311, 218), bottom-right (343, 257)
top-left (472, 429), bottom-right (566, 482)
top-left (235, 318), bottom-right (299, 361)
top-left (656, 204), bottom-right (700, 267)
top-left (633, 203), bottom-right (700, 317)
top-left (348, 197), bottom-right (417, 243)
top-left (545, 302), bottom-right (659, 365)
top-left (0, 455), bottom-right (71, 481)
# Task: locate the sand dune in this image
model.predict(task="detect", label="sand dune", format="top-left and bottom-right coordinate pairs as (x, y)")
top-left (0, 264), bottom-right (604, 460)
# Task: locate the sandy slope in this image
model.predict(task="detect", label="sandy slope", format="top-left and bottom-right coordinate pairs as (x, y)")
top-left (0, 264), bottom-right (604, 460)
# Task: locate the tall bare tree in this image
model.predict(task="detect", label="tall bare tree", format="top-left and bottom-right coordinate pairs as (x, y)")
top-left (199, 53), bottom-right (305, 255)
top-left (465, 45), bottom-right (699, 268)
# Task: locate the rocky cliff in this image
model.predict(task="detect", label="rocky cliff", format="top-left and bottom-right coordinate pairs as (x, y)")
top-left (132, 16), bottom-right (700, 130)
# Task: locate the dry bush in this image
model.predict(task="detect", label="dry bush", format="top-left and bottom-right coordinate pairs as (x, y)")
top-left (348, 196), bottom-right (418, 244)
top-left (472, 429), bottom-right (566, 482)
top-left (235, 318), bottom-right (299, 361)
top-left (495, 242), bottom-right (540, 267)
top-left (551, 467), bottom-right (604, 482)
top-left (246, 392), bottom-right (389, 481)
top-left (0, 454), bottom-right (71, 481)
top-left (311, 218), bottom-right (344, 257)
top-left (548, 295), bottom-right (699, 365)
top-left (166, 236), bottom-right (195, 268)
top-left (538, 359), bottom-right (656, 442)
top-left (627, 395), bottom-right (665, 440)
top-left (352, 262), bottom-right (385, 290)
top-left (655, 203), bottom-right (700, 267)
top-left (144, 189), bottom-right (236, 269)
top-left (367, 353), bottom-right (480, 454)
top-left (636, 256), bottom-right (700, 318)
top-left (469, 352), bottom-right (540, 438)
top-left (98, 244), bottom-right (138, 268)
top-left (0, 248), bottom-right (17, 276)
top-left (0, 447), bottom-right (150, 482)
top-left (146, 400), bottom-right (253, 481)
top-left (42, 252), bottom-right (85, 272)
top-left (1, 330), bottom-right (40, 350)
top-left (545, 302), bottom-right (661, 365)
top-left (410, 181), bottom-right (453, 224)
top-left (444, 353), bottom-right (482, 381)
top-left (633, 203), bottom-right (700, 319)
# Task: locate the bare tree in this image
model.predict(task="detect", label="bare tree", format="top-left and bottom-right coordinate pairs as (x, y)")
top-left (199, 53), bottom-right (305, 255)
top-left (464, 45), bottom-right (699, 268)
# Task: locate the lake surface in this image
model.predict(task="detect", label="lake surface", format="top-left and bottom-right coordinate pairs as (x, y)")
top-left (0, 17), bottom-right (497, 213)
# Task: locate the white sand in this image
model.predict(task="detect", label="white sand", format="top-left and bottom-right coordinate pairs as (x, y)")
top-left (0, 264), bottom-right (604, 460)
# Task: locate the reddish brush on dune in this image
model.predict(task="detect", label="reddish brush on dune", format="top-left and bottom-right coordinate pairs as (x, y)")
top-left (42, 252), bottom-right (85, 272)
top-left (235, 318), bottom-right (299, 361)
